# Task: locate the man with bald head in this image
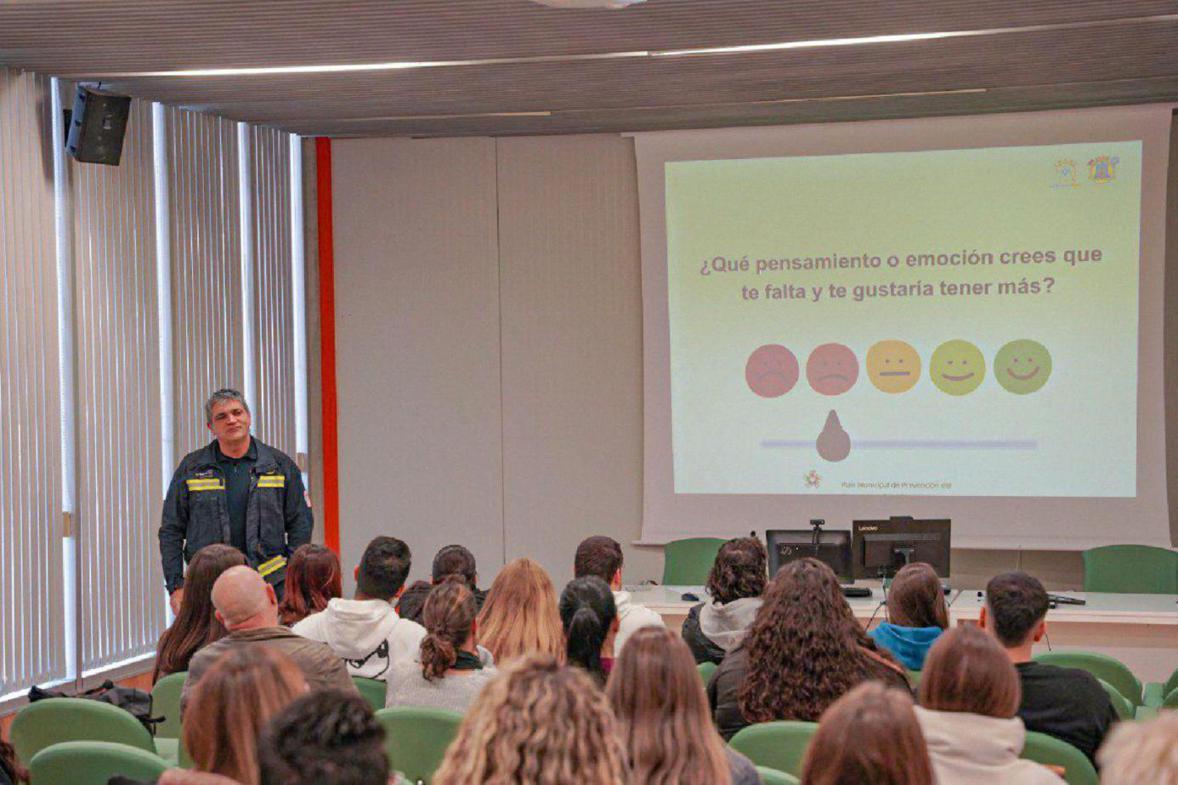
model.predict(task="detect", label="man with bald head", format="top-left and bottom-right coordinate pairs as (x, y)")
top-left (181, 566), bottom-right (355, 710)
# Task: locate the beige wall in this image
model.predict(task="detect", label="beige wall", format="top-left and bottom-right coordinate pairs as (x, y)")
top-left (330, 130), bottom-right (1175, 592)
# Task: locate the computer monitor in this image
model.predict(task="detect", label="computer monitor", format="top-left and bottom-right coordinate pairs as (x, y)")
top-left (851, 518), bottom-right (951, 580)
top-left (766, 528), bottom-right (853, 583)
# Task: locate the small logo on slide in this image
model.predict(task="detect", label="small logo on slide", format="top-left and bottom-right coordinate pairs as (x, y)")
top-left (1052, 159), bottom-right (1079, 189)
top-left (804, 470), bottom-right (822, 488)
top-left (1088, 155), bottom-right (1119, 184)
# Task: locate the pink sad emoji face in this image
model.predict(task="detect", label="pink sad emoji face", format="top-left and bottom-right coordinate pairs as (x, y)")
top-left (745, 344), bottom-right (800, 398)
top-left (806, 343), bottom-right (859, 396)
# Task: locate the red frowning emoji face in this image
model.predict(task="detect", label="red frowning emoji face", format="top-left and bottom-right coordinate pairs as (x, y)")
top-left (745, 344), bottom-right (800, 398)
top-left (806, 343), bottom-right (859, 396)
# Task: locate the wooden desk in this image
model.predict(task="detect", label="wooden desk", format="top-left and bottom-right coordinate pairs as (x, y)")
top-left (629, 586), bottom-right (1178, 682)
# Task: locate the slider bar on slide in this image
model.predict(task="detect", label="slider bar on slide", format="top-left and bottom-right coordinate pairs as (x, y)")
top-left (761, 439), bottom-right (1037, 450)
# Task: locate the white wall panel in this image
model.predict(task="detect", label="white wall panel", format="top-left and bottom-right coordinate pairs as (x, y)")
top-left (331, 137), bottom-right (504, 583)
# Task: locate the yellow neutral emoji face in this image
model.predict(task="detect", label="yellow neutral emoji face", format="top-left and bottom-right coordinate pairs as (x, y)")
top-left (866, 340), bottom-right (921, 393)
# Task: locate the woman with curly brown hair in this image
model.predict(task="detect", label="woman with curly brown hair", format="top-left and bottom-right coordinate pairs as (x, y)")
top-left (277, 543), bottom-right (342, 627)
top-left (800, 682), bottom-right (934, 785)
top-left (708, 557), bottom-right (908, 740)
top-left (0, 733), bottom-right (27, 785)
top-left (868, 562), bottom-right (948, 671)
top-left (153, 543), bottom-right (247, 682)
top-left (608, 627), bottom-right (759, 785)
top-left (476, 558), bottom-right (565, 666)
top-left (681, 536), bottom-right (766, 664)
top-left (433, 654), bottom-right (627, 785)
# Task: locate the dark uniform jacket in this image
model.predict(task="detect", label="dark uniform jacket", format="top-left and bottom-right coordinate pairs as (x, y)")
top-left (159, 438), bottom-right (312, 593)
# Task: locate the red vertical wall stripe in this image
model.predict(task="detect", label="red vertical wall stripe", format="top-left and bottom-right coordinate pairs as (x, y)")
top-left (315, 138), bottom-right (340, 554)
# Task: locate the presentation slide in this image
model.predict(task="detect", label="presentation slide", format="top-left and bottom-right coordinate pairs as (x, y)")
top-left (666, 142), bottom-right (1142, 498)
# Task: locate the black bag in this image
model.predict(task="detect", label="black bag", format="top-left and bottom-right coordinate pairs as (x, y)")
top-left (28, 680), bottom-right (162, 735)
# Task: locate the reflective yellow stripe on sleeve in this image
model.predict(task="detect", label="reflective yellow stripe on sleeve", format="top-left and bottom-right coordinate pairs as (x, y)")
top-left (258, 555), bottom-right (287, 577)
top-left (183, 476), bottom-right (222, 490)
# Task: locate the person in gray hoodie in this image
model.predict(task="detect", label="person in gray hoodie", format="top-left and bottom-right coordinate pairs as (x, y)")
top-left (915, 626), bottom-right (1062, 785)
top-left (681, 537), bottom-right (766, 665)
top-left (293, 536), bottom-right (426, 680)
top-left (386, 578), bottom-right (497, 713)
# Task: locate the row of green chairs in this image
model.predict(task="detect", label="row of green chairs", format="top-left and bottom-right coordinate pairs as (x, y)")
top-left (660, 540), bottom-right (1177, 593)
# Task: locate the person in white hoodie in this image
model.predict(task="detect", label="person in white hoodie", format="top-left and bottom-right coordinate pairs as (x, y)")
top-left (573, 536), bottom-right (663, 656)
top-left (914, 626), bottom-right (1063, 785)
top-left (680, 536), bottom-right (766, 664)
top-left (293, 536), bottom-right (426, 680)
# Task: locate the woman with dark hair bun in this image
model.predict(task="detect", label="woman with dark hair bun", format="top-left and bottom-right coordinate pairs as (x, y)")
top-left (709, 558), bottom-right (909, 740)
top-left (559, 576), bottom-right (618, 684)
top-left (868, 562), bottom-right (948, 671)
top-left (385, 577), bottom-right (497, 713)
top-left (277, 544), bottom-right (342, 627)
top-left (153, 543), bottom-right (247, 682)
top-left (682, 536), bottom-right (766, 664)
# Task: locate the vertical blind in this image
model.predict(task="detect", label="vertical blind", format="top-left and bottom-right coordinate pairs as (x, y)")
top-left (70, 97), bottom-right (166, 672)
top-left (249, 126), bottom-right (297, 460)
top-left (167, 107), bottom-right (244, 463)
top-left (0, 70), bottom-right (307, 696)
top-left (0, 68), bottom-right (67, 695)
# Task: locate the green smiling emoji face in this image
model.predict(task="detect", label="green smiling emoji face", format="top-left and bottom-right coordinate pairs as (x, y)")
top-left (930, 340), bottom-right (985, 395)
top-left (994, 339), bottom-right (1052, 394)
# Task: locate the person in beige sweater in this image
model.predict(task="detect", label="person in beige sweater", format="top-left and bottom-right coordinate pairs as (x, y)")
top-left (182, 566), bottom-right (355, 713)
top-left (915, 626), bottom-right (1062, 785)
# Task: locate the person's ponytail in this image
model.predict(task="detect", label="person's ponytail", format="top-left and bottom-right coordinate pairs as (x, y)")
top-left (419, 578), bottom-right (476, 682)
top-left (559, 576), bottom-right (617, 685)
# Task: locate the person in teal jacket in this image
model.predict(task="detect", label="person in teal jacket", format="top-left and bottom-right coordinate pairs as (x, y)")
top-left (869, 562), bottom-right (949, 671)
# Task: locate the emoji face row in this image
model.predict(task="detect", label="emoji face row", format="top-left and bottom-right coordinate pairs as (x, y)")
top-left (745, 339), bottom-right (1052, 397)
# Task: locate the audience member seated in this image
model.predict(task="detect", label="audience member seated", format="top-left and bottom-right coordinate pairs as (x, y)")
top-left (433, 654), bottom-right (627, 785)
top-left (385, 577), bottom-right (497, 713)
top-left (0, 732), bottom-right (26, 785)
top-left (980, 571), bottom-right (1117, 764)
top-left (681, 536), bottom-right (766, 665)
top-left (259, 690), bottom-right (390, 785)
top-left (153, 544), bottom-right (247, 682)
top-left (915, 626), bottom-right (1061, 785)
top-left (183, 566), bottom-right (354, 710)
top-left (278, 544), bottom-right (343, 627)
top-left (868, 562), bottom-right (948, 671)
top-left (165, 647), bottom-right (307, 785)
top-left (560, 576), bottom-right (619, 685)
top-left (1097, 711), bottom-right (1178, 785)
top-left (293, 536), bottom-right (425, 680)
top-left (397, 544), bottom-right (486, 624)
top-left (709, 557), bottom-right (908, 740)
top-left (574, 536), bottom-right (663, 655)
top-left (608, 627), bottom-right (760, 785)
top-left (476, 557), bottom-right (565, 665)
top-left (800, 682), bottom-right (934, 785)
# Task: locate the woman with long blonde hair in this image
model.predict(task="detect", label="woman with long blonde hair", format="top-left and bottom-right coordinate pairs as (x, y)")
top-left (434, 654), bottom-right (627, 785)
top-left (476, 558), bottom-right (564, 665)
top-left (608, 627), bottom-right (758, 785)
top-left (178, 647), bottom-right (307, 785)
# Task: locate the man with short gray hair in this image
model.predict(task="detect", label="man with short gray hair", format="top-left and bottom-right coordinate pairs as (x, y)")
top-left (160, 388), bottom-right (312, 613)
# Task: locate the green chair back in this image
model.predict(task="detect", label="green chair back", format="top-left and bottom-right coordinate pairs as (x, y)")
top-left (1082, 545), bottom-right (1178, 594)
top-left (28, 740), bottom-right (167, 785)
top-left (729, 721), bottom-right (818, 777)
top-left (662, 538), bottom-right (726, 586)
top-left (375, 705), bottom-right (463, 785)
top-left (1021, 731), bottom-right (1099, 785)
top-left (1163, 688), bottom-right (1178, 708)
top-left (697, 661), bottom-right (717, 686)
top-left (1144, 666), bottom-right (1178, 708)
top-left (353, 676), bottom-right (388, 711)
top-left (756, 766), bottom-right (801, 785)
top-left (10, 698), bottom-right (156, 765)
top-left (150, 671), bottom-right (187, 739)
top-left (906, 669), bottom-right (923, 690)
top-left (1097, 679), bottom-right (1134, 720)
top-left (1034, 650), bottom-right (1143, 706)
